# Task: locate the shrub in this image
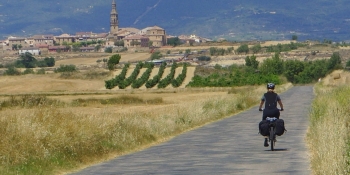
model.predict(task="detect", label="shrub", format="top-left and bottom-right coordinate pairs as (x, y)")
top-left (150, 51), bottom-right (162, 60)
top-left (36, 68), bottom-right (46, 74)
top-left (23, 68), bottom-right (34, 74)
top-left (197, 56), bottom-right (211, 61)
top-left (54, 65), bottom-right (77, 73)
top-left (4, 67), bottom-right (21, 76)
top-left (44, 57), bottom-right (55, 67)
top-left (105, 47), bottom-right (113, 53)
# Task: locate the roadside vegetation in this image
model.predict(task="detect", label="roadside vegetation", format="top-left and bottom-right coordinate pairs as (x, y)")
top-left (307, 78), bottom-right (350, 175)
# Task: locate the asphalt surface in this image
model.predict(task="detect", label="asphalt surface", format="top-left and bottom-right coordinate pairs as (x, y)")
top-left (71, 86), bottom-right (313, 175)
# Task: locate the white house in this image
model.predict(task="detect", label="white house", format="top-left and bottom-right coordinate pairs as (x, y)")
top-left (19, 47), bottom-right (41, 55)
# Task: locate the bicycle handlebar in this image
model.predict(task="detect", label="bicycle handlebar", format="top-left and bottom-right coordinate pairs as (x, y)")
top-left (259, 108), bottom-right (284, 111)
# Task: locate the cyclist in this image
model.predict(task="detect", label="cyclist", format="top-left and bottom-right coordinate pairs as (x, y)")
top-left (259, 83), bottom-right (284, 147)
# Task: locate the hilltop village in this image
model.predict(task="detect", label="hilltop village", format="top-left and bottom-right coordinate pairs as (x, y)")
top-left (0, 0), bottom-right (211, 56)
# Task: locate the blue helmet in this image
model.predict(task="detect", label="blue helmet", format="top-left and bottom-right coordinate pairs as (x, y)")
top-left (267, 83), bottom-right (275, 89)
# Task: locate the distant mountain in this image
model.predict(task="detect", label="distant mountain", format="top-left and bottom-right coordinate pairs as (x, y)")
top-left (1, 0), bottom-right (350, 41)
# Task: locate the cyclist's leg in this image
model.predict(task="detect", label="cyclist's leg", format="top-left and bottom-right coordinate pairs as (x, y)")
top-left (262, 110), bottom-right (268, 120)
top-left (274, 108), bottom-right (280, 119)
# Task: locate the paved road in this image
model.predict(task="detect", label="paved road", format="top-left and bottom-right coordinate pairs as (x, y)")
top-left (71, 86), bottom-right (313, 175)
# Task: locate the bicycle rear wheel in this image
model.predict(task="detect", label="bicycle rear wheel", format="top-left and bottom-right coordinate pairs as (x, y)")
top-left (270, 127), bottom-right (275, 151)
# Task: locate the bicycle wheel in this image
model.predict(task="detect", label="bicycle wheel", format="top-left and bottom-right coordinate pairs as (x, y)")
top-left (270, 127), bottom-right (274, 151)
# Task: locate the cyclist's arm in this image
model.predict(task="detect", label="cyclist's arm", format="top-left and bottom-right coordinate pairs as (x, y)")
top-left (278, 100), bottom-right (284, 110)
top-left (259, 100), bottom-right (264, 109)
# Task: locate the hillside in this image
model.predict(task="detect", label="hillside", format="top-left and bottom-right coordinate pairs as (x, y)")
top-left (1, 0), bottom-right (350, 41)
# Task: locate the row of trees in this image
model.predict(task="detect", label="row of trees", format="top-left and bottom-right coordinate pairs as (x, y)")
top-left (209, 47), bottom-right (234, 56)
top-left (145, 63), bottom-right (166, 88)
top-left (4, 67), bottom-right (46, 75)
top-left (131, 63), bottom-right (155, 88)
top-left (283, 53), bottom-right (342, 83)
top-left (205, 42), bottom-right (306, 56)
top-left (172, 64), bottom-right (188, 87)
top-left (3, 64), bottom-right (77, 76)
top-left (118, 62), bottom-right (144, 89)
top-left (105, 61), bottom-right (188, 89)
top-left (157, 63), bottom-right (177, 88)
top-left (6, 52), bottom-right (55, 68)
top-left (188, 52), bottom-right (342, 87)
top-left (105, 63), bottom-right (130, 89)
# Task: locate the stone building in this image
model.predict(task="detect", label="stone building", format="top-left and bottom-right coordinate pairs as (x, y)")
top-left (33, 35), bottom-right (55, 46)
top-left (146, 26), bottom-right (167, 47)
top-left (55, 34), bottom-right (76, 45)
top-left (124, 35), bottom-right (150, 48)
top-left (8, 38), bottom-right (29, 50)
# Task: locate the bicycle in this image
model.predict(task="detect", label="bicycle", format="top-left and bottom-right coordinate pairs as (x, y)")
top-left (266, 117), bottom-right (277, 151)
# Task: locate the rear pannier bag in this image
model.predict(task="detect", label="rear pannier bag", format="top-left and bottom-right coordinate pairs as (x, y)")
top-left (275, 119), bottom-right (286, 136)
top-left (259, 120), bottom-right (270, 136)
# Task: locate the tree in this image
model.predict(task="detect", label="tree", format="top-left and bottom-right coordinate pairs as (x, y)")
top-left (114, 40), bottom-right (124, 47)
top-left (102, 58), bottom-right (108, 68)
top-left (167, 37), bottom-right (182, 46)
top-left (236, 44), bottom-right (249, 54)
top-left (44, 57), bottom-right (55, 67)
top-left (95, 45), bottom-right (101, 52)
top-left (326, 52), bottom-right (342, 71)
top-left (107, 54), bottom-right (121, 71)
top-left (259, 53), bottom-right (284, 75)
top-left (12, 44), bottom-right (18, 51)
top-left (150, 51), bottom-right (162, 60)
top-left (250, 55), bottom-right (259, 69)
top-left (284, 60), bottom-right (304, 83)
top-left (97, 40), bottom-right (105, 45)
top-left (130, 40), bottom-right (141, 46)
top-left (251, 44), bottom-right (261, 54)
top-left (245, 55), bottom-right (259, 69)
top-left (292, 35), bottom-right (298, 40)
top-left (346, 60), bottom-right (350, 67)
top-left (105, 47), bottom-right (113, 53)
top-left (19, 52), bottom-right (37, 68)
top-left (72, 45), bottom-right (80, 52)
top-left (245, 56), bottom-right (251, 67)
top-left (148, 41), bottom-right (153, 47)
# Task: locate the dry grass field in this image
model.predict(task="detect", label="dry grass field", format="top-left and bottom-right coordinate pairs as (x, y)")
top-left (307, 70), bottom-right (350, 174)
top-left (0, 46), bottom-right (296, 174)
top-left (0, 41), bottom-right (346, 174)
top-left (55, 52), bottom-right (151, 68)
top-left (0, 59), bottom-right (293, 174)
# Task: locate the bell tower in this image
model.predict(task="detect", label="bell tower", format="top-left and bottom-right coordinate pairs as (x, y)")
top-left (110, 0), bottom-right (119, 34)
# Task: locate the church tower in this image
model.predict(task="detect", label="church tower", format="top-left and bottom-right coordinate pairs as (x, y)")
top-left (110, 0), bottom-right (119, 34)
